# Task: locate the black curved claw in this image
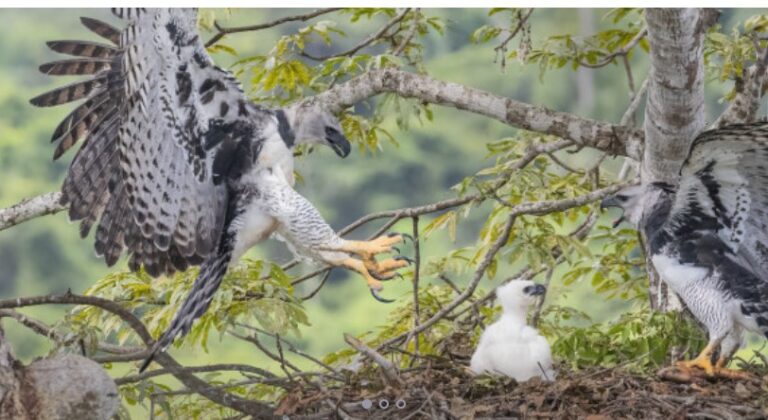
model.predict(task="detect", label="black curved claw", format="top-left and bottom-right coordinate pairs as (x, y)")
top-left (392, 246), bottom-right (401, 254)
top-left (370, 288), bottom-right (395, 303)
top-left (370, 271), bottom-right (403, 281)
top-left (400, 233), bottom-right (414, 243)
top-left (394, 255), bottom-right (414, 264)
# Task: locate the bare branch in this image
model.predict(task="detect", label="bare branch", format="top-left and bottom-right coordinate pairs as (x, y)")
top-left (302, 8), bottom-right (411, 60)
top-left (309, 68), bottom-right (643, 159)
top-left (0, 309), bottom-right (56, 339)
top-left (378, 212), bottom-right (518, 350)
top-left (344, 333), bottom-right (401, 385)
top-left (620, 78), bottom-right (649, 127)
top-left (0, 308), bottom-right (143, 356)
top-left (115, 363), bottom-right (276, 386)
top-left (0, 292), bottom-right (274, 416)
top-left (392, 9), bottom-right (420, 57)
top-left (407, 216), bottom-right (422, 365)
top-left (236, 323), bottom-right (341, 377)
top-left (205, 8), bottom-right (342, 48)
top-left (0, 192), bottom-right (65, 232)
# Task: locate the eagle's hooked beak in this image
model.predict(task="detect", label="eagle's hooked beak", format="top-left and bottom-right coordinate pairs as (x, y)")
top-left (600, 195), bottom-right (626, 228)
top-left (326, 128), bottom-right (351, 158)
top-left (523, 284), bottom-right (546, 296)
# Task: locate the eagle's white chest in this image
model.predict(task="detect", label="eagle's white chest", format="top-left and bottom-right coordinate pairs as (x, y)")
top-left (231, 135), bottom-right (295, 261)
top-left (258, 132), bottom-right (295, 186)
top-left (651, 254), bottom-right (709, 292)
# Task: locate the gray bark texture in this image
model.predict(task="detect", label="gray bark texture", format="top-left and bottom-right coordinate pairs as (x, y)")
top-left (642, 9), bottom-right (710, 184)
top-left (0, 327), bottom-right (118, 420)
top-left (642, 9), bottom-right (712, 311)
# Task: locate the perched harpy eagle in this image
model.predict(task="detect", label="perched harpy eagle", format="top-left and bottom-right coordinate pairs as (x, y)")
top-left (470, 280), bottom-right (555, 381)
top-left (31, 8), bottom-right (410, 371)
top-left (602, 122), bottom-right (768, 377)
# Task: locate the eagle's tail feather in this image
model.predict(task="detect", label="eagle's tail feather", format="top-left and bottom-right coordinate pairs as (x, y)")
top-left (139, 244), bottom-right (233, 373)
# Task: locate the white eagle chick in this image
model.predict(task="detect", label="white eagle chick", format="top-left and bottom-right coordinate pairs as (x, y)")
top-left (470, 281), bottom-right (555, 381)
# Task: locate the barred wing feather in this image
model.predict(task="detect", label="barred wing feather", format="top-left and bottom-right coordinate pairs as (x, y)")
top-left (30, 8), bottom-right (266, 276)
top-left (670, 122), bottom-right (768, 279)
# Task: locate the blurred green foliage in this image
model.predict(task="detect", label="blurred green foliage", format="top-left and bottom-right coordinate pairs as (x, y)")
top-left (0, 8), bottom-right (766, 418)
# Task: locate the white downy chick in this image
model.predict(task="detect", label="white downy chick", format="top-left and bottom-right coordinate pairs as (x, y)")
top-left (470, 280), bottom-right (555, 381)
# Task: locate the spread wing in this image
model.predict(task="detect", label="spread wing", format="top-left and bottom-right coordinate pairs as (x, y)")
top-left (668, 122), bottom-right (768, 279)
top-left (31, 9), bottom-right (270, 276)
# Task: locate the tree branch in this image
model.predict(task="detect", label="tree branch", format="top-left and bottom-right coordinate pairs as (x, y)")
top-left (302, 8), bottom-right (411, 60)
top-left (307, 68), bottom-right (644, 159)
top-left (205, 8), bottom-right (343, 48)
top-left (0, 292), bottom-right (274, 417)
top-left (115, 363), bottom-right (275, 386)
top-left (713, 35), bottom-right (768, 128)
top-left (0, 192), bottom-right (65, 232)
top-left (344, 333), bottom-right (401, 386)
top-left (378, 212), bottom-right (518, 350)
top-left (578, 27), bottom-right (648, 69)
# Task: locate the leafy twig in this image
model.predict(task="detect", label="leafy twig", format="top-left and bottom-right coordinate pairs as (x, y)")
top-left (302, 8), bottom-right (411, 60)
top-left (205, 8), bottom-right (342, 48)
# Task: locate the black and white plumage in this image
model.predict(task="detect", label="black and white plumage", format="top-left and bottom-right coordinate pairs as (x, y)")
top-left (602, 122), bottom-right (768, 376)
top-left (32, 8), bottom-right (409, 372)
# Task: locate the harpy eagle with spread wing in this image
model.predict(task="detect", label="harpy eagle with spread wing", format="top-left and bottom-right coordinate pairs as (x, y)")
top-left (31, 8), bottom-right (410, 371)
top-left (602, 122), bottom-right (768, 378)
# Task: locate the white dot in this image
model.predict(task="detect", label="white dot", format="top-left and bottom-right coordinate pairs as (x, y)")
top-left (361, 399), bottom-right (373, 410)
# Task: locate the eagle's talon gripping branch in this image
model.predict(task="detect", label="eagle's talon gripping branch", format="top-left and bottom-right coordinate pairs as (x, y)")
top-left (364, 255), bottom-right (412, 279)
top-left (674, 343), bottom-right (754, 380)
top-left (335, 233), bottom-right (405, 258)
top-left (675, 344), bottom-right (717, 376)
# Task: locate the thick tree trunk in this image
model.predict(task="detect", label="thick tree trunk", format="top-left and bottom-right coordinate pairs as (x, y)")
top-left (642, 8), bottom-right (714, 311)
top-left (643, 9), bottom-right (708, 184)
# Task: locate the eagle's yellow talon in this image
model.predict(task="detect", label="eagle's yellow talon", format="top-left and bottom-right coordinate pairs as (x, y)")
top-left (676, 342), bottom-right (716, 376)
top-left (677, 357), bottom-right (716, 376)
top-left (338, 234), bottom-right (405, 258)
top-left (363, 257), bottom-right (411, 278)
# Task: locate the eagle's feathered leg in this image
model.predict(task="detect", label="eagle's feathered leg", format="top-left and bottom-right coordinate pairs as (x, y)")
top-left (715, 325), bottom-right (743, 369)
top-left (260, 174), bottom-right (408, 302)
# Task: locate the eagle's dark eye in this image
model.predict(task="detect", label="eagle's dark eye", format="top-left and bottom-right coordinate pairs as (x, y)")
top-left (617, 195), bottom-right (628, 202)
top-left (325, 126), bottom-right (339, 136)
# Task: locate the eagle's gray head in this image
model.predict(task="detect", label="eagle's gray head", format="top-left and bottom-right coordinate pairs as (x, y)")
top-left (283, 103), bottom-right (351, 158)
top-left (496, 280), bottom-right (546, 315)
top-left (600, 183), bottom-right (675, 228)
